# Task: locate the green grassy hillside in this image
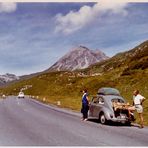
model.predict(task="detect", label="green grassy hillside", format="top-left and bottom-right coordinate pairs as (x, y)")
top-left (0, 40), bottom-right (148, 125)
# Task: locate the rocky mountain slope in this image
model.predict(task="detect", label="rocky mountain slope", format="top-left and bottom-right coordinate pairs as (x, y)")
top-left (48, 46), bottom-right (109, 71)
top-left (84, 40), bottom-right (148, 76)
top-left (0, 73), bottom-right (19, 86)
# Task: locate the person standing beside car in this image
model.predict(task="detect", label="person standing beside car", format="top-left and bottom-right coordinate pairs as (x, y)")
top-left (133, 90), bottom-right (146, 128)
top-left (81, 89), bottom-right (89, 121)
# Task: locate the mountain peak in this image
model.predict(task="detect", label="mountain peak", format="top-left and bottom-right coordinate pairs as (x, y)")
top-left (48, 46), bottom-right (109, 72)
top-left (0, 73), bottom-right (19, 85)
top-left (70, 45), bottom-right (89, 52)
top-left (79, 45), bottom-right (89, 50)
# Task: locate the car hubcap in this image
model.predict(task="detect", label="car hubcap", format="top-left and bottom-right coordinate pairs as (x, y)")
top-left (101, 115), bottom-right (105, 124)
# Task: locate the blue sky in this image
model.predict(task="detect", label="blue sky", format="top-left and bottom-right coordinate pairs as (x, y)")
top-left (0, 2), bottom-right (148, 76)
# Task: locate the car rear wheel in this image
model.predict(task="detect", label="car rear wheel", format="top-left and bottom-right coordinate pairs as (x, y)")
top-left (99, 113), bottom-right (107, 124)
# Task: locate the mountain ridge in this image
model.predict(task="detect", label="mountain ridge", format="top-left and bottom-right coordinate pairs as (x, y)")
top-left (81, 40), bottom-right (148, 75)
top-left (48, 45), bottom-right (109, 72)
top-left (0, 73), bottom-right (19, 86)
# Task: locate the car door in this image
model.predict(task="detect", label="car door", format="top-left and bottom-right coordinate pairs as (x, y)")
top-left (89, 96), bottom-right (99, 117)
top-left (93, 97), bottom-right (105, 117)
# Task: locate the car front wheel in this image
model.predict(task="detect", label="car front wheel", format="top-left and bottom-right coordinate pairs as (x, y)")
top-left (100, 113), bottom-right (107, 124)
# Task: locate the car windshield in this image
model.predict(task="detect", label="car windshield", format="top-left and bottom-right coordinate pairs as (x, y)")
top-left (98, 88), bottom-right (120, 96)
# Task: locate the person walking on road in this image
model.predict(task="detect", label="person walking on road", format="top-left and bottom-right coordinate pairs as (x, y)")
top-left (81, 89), bottom-right (89, 121)
top-left (133, 90), bottom-right (146, 128)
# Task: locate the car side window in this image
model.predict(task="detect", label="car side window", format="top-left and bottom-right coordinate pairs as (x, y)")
top-left (98, 97), bottom-right (104, 104)
top-left (92, 97), bottom-right (99, 104)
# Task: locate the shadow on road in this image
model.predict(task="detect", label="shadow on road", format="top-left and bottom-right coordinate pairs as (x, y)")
top-left (87, 119), bottom-right (139, 128)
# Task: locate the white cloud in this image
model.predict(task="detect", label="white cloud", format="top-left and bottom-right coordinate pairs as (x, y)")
top-left (0, 3), bottom-right (17, 13)
top-left (55, 0), bottom-right (128, 35)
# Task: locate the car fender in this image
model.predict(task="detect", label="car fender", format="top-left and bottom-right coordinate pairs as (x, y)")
top-left (98, 107), bottom-right (113, 120)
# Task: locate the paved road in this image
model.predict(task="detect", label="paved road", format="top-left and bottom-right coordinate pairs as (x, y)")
top-left (0, 96), bottom-right (148, 146)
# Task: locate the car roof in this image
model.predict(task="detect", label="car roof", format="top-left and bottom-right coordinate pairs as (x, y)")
top-left (98, 87), bottom-right (120, 96)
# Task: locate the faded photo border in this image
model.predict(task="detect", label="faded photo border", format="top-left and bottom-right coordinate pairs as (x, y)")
top-left (0, 0), bottom-right (147, 147)
top-left (1, 0), bottom-right (148, 2)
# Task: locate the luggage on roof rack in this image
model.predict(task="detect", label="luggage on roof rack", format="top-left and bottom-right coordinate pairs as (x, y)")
top-left (97, 87), bottom-right (120, 96)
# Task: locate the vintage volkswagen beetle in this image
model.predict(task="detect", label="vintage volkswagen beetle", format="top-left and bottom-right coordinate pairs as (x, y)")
top-left (88, 87), bottom-right (134, 124)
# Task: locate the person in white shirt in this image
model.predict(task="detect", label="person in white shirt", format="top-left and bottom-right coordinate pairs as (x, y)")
top-left (133, 90), bottom-right (146, 128)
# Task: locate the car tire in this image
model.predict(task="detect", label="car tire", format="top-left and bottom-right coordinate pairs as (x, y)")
top-left (99, 112), bottom-right (107, 124)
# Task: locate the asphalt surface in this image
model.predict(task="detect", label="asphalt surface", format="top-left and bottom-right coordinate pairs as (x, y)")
top-left (0, 96), bottom-right (148, 146)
